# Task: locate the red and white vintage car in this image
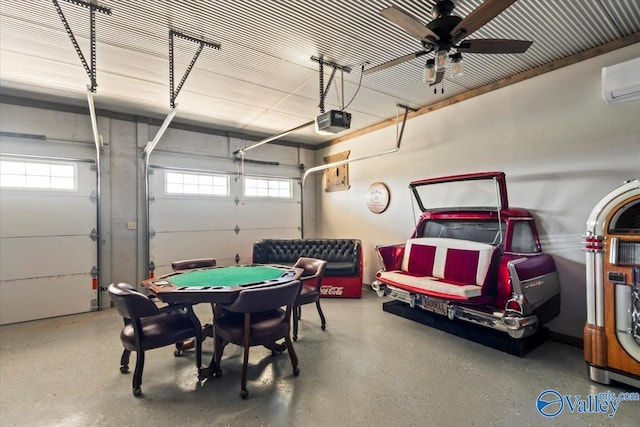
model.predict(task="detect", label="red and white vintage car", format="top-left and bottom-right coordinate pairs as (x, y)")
top-left (372, 171), bottom-right (561, 339)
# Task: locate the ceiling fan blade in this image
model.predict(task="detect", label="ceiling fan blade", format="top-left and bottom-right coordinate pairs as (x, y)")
top-left (381, 6), bottom-right (439, 41)
top-left (450, 0), bottom-right (517, 42)
top-left (430, 71), bottom-right (445, 86)
top-left (364, 51), bottom-right (428, 75)
top-left (457, 39), bottom-right (533, 54)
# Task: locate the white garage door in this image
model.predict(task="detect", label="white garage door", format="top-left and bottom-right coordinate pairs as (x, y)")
top-left (0, 156), bottom-right (98, 325)
top-left (149, 166), bottom-right (301, 277)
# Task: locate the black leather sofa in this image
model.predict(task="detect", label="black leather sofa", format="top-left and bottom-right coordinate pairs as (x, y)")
top-left (252, 238), bottom-right (363, 298)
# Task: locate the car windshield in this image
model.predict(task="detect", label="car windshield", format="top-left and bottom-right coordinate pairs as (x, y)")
top-left (412, 179), bottom-right (501, 211)
top-left (419, 219), bottom-right (505, 246)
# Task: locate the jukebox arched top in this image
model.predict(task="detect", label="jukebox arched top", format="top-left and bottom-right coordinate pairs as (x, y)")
top-left (609, 198), bottom-right (640, 234)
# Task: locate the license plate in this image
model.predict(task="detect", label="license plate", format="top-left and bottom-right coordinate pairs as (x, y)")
top-left (421, 297), bottom-right (448, 316)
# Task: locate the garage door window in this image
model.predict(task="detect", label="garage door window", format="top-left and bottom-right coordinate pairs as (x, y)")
top-left (0, 159), bottom-right (76, 191)
top-left (244, 177), bottom-right (292, 199)
top-left (165, 171), bottom-right (229, 196)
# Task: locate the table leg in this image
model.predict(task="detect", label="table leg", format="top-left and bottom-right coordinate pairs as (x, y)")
top-left (198, 303), bottom-right (220, 380)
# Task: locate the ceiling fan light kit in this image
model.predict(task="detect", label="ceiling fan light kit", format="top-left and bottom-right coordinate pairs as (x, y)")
top-left (435, 49), bottom-right (449, 72)
top-left (450, 52), bottom-right (464, 77)
top-left (366, 0), bottom-right (533, 89)
top-left (423, 59), bottom-right (437, 84)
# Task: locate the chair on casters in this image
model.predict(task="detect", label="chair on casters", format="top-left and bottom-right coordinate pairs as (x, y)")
top-left (292, 257), bottom-right (328, 341)
top-left (212, 280), bottom-right (301, 399)
top-left (171, 257), bottom-right (216, 271)
top-left (108, 282), bottom-right (203, 397)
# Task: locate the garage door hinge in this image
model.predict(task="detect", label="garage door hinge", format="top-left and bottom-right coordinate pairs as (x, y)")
top-left (149, 261), bottom-right (156, 273)
top-left (90, 228), bottom-right (99, 241)
top-left (90, 190), bottom-right (98, 203)
top-left (149, 194), bottom-right (155, 203)
top-left (234, 196), bottom-right (240, 205)
top-left (234, 224), bottom-right (240, 234)
top-left (149, 227), bottom-right (156, 238)
top-left (90, 266), bottom-right (99, 278)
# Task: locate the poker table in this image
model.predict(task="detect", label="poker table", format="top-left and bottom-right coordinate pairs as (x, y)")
top-left (142, 264), bottom-right (302, 305)
top-left (142, 264), bottom-right (302, 378)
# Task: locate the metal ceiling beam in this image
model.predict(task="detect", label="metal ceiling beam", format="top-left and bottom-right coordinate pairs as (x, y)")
top-left (52, 0), bottom-right (111, 92)
top-left (169, 30), bottom-right (221, 108)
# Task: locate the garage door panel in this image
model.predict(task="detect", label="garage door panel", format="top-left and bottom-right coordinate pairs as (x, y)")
top-left (235, 202), bottom-right (299, 227)
top-left (0, 274), bottom-right (94, 325)
top-left (0, 235), bottom-right (96, 281)
top-left (149, 165), bottom-right (302, 279)
top-left (150, 230), bottom-right (237, 275)
top-left (0, 159), bottom-right (97, 324)
top-left (151, 198), bottom-right (237, 231)
top-left (0, 193), bottom-right (95, 236)
top-left (151, 200), bottom-right (300, 231)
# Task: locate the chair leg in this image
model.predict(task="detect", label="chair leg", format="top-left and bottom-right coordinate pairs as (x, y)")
top-left (174, 340), bottom-right (190, 356)
top-left (179, 323), bottom-right (213, 356)
top-left (195, 332), bottom-right (203, 373)
top-left (284, 334), bottom-right (300, 376)
top-left (316, 301), bottom-right (326, 330)
top-left (293, 305), bottom-right (300, 341)
top-left (240, 335), bottom-right (250, 399)
top-left (132, 350), bottom-right (145, 397)
top-left (119, 349), bottom-right (131, 373)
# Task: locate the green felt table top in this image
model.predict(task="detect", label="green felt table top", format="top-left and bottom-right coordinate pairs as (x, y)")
top-left (167, 265), bottom-right (287, 287)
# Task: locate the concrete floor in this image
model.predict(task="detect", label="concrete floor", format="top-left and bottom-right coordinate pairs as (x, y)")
top-left (1, 288), bottom-right (638, 427)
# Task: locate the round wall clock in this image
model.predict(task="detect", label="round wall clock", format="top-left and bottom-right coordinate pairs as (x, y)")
top-left (366, 182), bottom-right (390, 214)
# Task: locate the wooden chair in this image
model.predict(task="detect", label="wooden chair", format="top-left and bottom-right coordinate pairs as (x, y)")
top-left (212, 280), bottom-right (301, 399)
top-left (171, 258), bottom-right (216, 271)
top-left (292, 257), bottom-right (328, 341)
top-left (108, 282), bottom-right (203, 397)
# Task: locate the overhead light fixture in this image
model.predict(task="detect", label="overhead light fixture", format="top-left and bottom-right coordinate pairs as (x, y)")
top-left (450, 52), bottom-right (464, 78)
top-left (423, 59), bottom-right (436, 84)
top-left (435, 49), bottom-right (448, 72)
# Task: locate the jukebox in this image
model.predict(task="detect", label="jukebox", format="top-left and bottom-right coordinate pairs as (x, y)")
top-left (584, 179), bottom-right (640, 388)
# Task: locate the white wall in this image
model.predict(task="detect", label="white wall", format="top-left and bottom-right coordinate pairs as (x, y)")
top-left (316, 44), bottom-right (640, 338)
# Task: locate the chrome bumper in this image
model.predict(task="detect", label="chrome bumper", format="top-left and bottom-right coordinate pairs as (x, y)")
top-left (375, 283), bottom-right (539, 339)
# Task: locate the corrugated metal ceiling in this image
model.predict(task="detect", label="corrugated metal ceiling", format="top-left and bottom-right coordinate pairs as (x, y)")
top-left (1, 0), bottom-right (639, 146)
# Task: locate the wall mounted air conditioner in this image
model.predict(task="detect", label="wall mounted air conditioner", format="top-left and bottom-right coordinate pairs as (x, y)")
top-left (601, 57), bottom-right (640, 104)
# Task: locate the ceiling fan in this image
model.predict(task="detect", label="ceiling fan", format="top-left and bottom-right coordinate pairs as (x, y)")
top-left (364, 0), bottom-right (533, 86)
